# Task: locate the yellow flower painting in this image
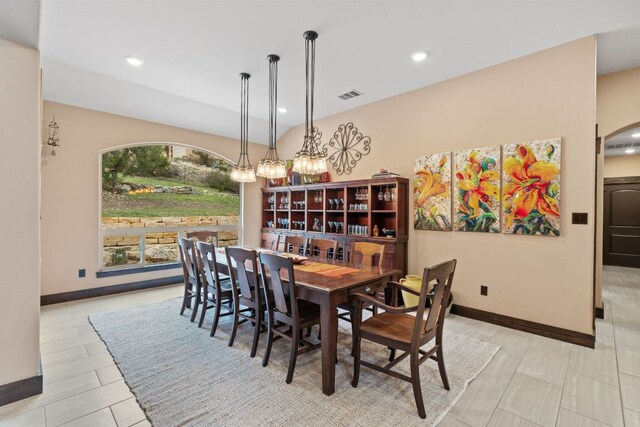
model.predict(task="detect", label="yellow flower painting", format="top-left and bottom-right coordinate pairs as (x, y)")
top-left (502, 138), bottom-right (561, 236)
top-left (414, 152), bottom-right (451, 231)
top-left (453, 146), bottom-right (501, 232)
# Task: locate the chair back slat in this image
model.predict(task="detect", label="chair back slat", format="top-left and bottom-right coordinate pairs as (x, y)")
top-left (195, 241), bottom-right (220, 292)
top-left (186, 230), bottom-right (219, 246)
top-left (351, 242), bottom-right (385, 268)
top-left (416, 259), bottom-right (457, 338)
top-left (225, 247), bottom-right (258, 302)
top-left (178, 237), bottom-right (197, 280)
top-left (284, 236), bottom-right (307, 256)
top-left (309, 238), bottom-right (338, 260)
top-left (261, 233), bottom-right (279, 251)
top-left (259, 253), bottom-right (296, 318)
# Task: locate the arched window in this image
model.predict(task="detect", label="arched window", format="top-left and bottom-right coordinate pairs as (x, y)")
top-left (99, 143), bottom-right (240, 270)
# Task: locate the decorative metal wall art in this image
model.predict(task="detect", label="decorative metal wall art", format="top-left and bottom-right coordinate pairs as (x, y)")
top-left (322, 122), bottom-right (371, 175)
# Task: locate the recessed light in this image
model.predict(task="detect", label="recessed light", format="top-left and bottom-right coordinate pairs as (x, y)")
top-left (632, 132), bottom-right (640, 138)
top-left (278, 107), bottom-right (288, 114)
top-left (625, 149), bottom-right (636, 154)
top-left (125, 55), bottom-right (144, 67)
top-left (410, 51), bottom-right (429, 62)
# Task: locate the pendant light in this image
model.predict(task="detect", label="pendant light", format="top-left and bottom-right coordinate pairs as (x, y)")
top-left (256, 54), bottom-right (287, 178)
top-left (230, 72), bottom-right (256, 183)
top-left (293, 30), bottom-right (328, 175)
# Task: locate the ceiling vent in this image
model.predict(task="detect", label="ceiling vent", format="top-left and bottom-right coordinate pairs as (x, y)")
top-left (605, 142), bottom-right (640, 150)
top-left (338, 89), bottom-right (363, 100)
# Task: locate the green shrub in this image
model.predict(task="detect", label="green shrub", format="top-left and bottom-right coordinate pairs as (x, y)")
top-left (206, 171), bottom-right (239, 194)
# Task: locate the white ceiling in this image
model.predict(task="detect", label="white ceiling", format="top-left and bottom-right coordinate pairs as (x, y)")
top-left (0, 0), bottom-right (40, 48)
top-left (605, 127), bottom-right (640, 157)
top-left (6, 1), bottom-right (640, 144)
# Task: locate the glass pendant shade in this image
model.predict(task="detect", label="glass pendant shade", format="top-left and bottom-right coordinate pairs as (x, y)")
top-left (256, 54), bottom-right (287, 179)
top-left (293, 30), bottom-right (328, 175)
top-left (231, 72), bottom-right (256, 183)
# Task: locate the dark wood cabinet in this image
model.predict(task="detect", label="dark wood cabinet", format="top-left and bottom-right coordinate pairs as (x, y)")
top-left (261, 177), bottom-right (409, 274)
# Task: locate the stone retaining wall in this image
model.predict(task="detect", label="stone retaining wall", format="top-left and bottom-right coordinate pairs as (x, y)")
top-left (102, 216), bottom-right (239, 267)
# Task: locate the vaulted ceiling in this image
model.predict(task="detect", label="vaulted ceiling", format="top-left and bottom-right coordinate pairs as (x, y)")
top-left (2, 1), bottom-right (640, 144)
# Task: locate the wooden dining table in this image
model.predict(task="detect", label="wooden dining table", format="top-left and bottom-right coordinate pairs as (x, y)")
top-left (212, 248), bottom-right (400, 396)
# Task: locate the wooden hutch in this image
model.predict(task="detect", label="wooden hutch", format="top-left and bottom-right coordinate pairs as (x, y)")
top-left (261, 177), bottom-right (408, 274)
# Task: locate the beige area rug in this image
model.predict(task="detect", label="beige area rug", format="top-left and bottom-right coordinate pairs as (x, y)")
top-left (89, 299), bottom-right (499, 426)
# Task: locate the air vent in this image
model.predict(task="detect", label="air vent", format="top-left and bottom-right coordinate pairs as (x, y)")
top-left (338, 89), bottom-right (363, 100)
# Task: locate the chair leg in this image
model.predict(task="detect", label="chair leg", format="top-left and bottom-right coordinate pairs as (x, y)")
top-left (250, 309), bottom-right (261, 358)
top-left (228, 295), bottom-right (240, 347)
top-left (198, 291), bottom-right (209, 328)
top-left (350, 308), bottom-right (356, 357)
top-left (210, 298), bottom-right (222, 337)
top-left (190, 284), bottom-right (201, 323)
top-left (389, 348), bottom-right (396, 362)
top-left (286, 327), bottom-right (299, 384)
top-left (179, 286), bottom-right (189, 316)
top-left (262, 314), bottom-right (274, 367)
top-left (410, 352), bottom-right (426, 419)
top-left (351, 329), bottom-right (361, 388)
top-left (436, 344), bottom-right (450, 390)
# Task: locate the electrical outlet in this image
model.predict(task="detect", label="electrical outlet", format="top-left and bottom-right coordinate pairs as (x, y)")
top-left (480, 285), bottom-right (488, 296)
top-left (78, 269), bottom-right (86, 278)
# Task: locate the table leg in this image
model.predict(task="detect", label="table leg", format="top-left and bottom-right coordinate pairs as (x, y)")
top-left (319, 292), bottom-right (338, 396)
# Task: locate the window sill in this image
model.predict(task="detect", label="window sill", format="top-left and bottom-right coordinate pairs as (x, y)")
top-left (96, 262), bottom-right (181, 278)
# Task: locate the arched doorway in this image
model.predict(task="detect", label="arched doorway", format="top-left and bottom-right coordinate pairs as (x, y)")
top-left (98, 142), bottom-right (240, 270)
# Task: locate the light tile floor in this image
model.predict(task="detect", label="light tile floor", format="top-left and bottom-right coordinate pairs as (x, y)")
top-left (0, 266), bottom-right (638, 426)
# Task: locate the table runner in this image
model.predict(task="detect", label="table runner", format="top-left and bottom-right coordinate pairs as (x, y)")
top-left (296, 261), bottom-right (360, 277)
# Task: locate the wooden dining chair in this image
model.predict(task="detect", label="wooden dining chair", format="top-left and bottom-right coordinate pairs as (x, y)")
top-left (178, 237), bottom-right (202, 323)
top-left (195, 241), bottom-right (234, 335)
top-left (260, 232), bottom-right (280, 251)
top-left (350, 259), bottom-right (457, 419)
top-left (225, 247), bottom-right (264, 357)
top-left (258, 253), bottom-right (321, 384)
top-left (283, 235), bottom-right (307, 256)
top-left (338, 242), bottom-right (386, 354)
top-left (309, 238), bottom-right (338, 260)
top-left (350, 241), bottom-right (385, 268)
top-left (186, 230), bottom-right (219, 246)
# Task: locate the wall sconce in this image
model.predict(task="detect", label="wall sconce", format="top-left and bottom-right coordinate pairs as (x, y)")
top-left (46, 115), bottom-right (61, 156)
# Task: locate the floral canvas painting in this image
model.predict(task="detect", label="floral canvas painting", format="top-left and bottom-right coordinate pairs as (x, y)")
top-left (453, 146), bottom-right (501, 232)
top-left (502, 138), bottom-right (561, 236)
top-left (414, 152), bottom-right (452, 231)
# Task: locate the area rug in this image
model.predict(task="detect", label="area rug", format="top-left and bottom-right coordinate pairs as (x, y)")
top-left (89, 299), bottom-right (499, 426)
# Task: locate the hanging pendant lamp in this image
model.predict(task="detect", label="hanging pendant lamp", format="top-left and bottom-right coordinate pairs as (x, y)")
top-left (230, 72), bottom-right (256, 183)
top-left (293, 30), bottom-right (327, 175)
top-left (256, 54), bottom-right (287, 179)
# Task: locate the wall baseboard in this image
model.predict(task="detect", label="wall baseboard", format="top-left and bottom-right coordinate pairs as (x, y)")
top-left (451, 304), bottom-right (595, 348)
top-left (595, 303), bottom-right (605, 319)
top-left (0, 374), bottom-right (43, 407)
top-left (41, 276), bottom-right (182, 306)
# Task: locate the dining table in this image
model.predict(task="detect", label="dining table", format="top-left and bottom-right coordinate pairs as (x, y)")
top-left (212, 247), bottom-right (400, 396)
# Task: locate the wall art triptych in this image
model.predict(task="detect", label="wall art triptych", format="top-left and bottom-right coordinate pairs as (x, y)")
top-left (414, 138), bottom-right (561, 237)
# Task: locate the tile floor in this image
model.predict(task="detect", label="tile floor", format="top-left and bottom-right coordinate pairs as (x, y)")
top-left (0, 266), bottom-right (638, 426)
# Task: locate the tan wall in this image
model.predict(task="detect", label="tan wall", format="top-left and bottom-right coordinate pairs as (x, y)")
top-left (278, 37), bottom-right (597, 334)
top-left (0, 40), bottom-right (41, 385)
top-left (41, 102), bottom-right (262, 296)
top-left (597, 67), bottom-right (640, 138)
top-left (603, 154), bottom-right (640, 178)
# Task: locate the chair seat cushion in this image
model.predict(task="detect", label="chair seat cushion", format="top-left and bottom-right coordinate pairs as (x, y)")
top-left (360, 312), bottom-right (417, 346)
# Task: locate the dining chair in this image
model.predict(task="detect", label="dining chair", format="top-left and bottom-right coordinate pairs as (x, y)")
top-left (309, 238), bottom-right (338, 260)
top-left (350, 259), bottom-right (457, 419)
top-left (350, 241), bottom-right (385, 268)
top-left (225, 247), bottom-right (264, 357)
top-left (338, 242), bottom-right (386, 354)
top-left (195, 241), bottom-right (234, 335)
top-left (258, 252), bottom-right (321, 383)
top-left (260, 232), bottom-right (280, 251)
top-left (178, 237), bottom-right (201, 322)
top-left (283, 235), bottom-right (307, 256)
top-left (186, 230), bottom-right (219, 246)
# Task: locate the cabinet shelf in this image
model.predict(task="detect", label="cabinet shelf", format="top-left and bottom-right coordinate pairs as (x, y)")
top-left (261, 177), bottom-right (409, 274)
